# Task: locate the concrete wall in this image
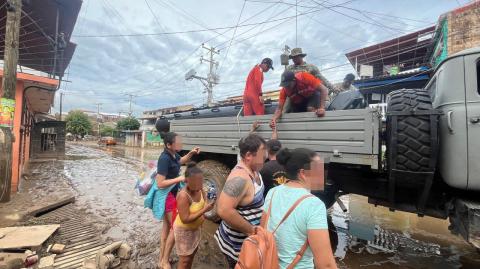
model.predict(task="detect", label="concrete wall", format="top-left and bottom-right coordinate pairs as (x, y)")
top-left (124, 132), bottom-right (142, 147)
top-left (11, 80), bottom-right (24, 193)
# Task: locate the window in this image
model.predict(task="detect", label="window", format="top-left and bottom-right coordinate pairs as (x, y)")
top-left (477, 60), bottom-right (480, 95)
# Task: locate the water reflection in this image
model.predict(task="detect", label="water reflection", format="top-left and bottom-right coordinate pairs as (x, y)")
top-left (87, 143), bottom-right (480, 268)
top-left (330, 195), bottom-right (480, 268)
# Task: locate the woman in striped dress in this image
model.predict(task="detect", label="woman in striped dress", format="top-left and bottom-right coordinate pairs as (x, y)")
top-left (215, 134), bottom-right (267, 268)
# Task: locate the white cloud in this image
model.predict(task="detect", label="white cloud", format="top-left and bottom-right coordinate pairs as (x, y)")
top-left (57, 0), bottom-right (461, 115)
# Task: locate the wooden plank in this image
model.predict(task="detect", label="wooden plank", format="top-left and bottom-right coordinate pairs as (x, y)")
top-left (0, 225), bottom-right (60, 250)
top-left (28, 196), bottom-right (75, 217)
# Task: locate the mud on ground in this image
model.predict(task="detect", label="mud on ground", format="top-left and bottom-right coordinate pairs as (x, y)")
top-left (2, 142), bottom-right (480, 269)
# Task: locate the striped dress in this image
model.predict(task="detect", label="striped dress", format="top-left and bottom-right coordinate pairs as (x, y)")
top-left (215, 167), bottom-right (265, 261)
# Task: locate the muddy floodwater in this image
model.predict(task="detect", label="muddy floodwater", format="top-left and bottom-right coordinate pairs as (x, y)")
top-left (20, 143), bottom-right (480, 268)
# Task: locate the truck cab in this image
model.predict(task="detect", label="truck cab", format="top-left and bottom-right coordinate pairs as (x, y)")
top-left (427, 47), bottom-right (480, 191)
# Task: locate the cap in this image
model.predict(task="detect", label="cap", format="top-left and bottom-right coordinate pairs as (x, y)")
top-left (279, 71), bottom-right (295, 87)
top-left (261, 58), bottom-right (274, 70)
top-left (345, 73), bottom-right (355, 82)
top-left (266, 139), bottom-right (282, 154)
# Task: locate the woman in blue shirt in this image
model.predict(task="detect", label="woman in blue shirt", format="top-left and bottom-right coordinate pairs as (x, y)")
top-left (157, 132), bottom-right (200, 269)
top-left (261, 148), bottom-right (337, 269)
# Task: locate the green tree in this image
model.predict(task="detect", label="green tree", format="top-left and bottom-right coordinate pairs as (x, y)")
top-left (100, 125), bottom-right (117, 137)
top-left (116, 116), bottom-right (140, 131)
top-left (65, 110), bottom-right (92, 136)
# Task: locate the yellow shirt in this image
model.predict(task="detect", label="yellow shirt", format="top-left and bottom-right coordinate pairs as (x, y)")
top-left (174, 191), bottom-right (205, 229)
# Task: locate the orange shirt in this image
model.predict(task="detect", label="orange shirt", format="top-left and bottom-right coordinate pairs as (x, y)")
top-left (279, 72), bottom-right (322, 105)
top-left (244, 65), bottom-right (264, 97)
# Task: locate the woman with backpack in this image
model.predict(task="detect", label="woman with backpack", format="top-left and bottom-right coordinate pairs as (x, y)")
top-left (174, 162), bottom-right (215, 269)
top-left (156, 132), bottom-right (200, 269)
top-left (261, 148), bottom-right (337, 269)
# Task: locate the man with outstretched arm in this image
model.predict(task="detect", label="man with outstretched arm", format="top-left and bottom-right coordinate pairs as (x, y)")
top-left (215, 134), bottom-right (267, 268)
top-left (270, 70), bottom-right (328, 129)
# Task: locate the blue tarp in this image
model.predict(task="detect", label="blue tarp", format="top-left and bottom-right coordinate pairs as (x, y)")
top-left (354, 74), bottom-right (430, 89)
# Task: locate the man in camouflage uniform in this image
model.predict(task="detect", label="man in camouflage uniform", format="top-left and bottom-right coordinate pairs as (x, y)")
top-left (286, 48), bottom-right (337, 94)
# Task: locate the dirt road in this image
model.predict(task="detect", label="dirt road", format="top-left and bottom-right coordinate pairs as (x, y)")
top-left (5, 143), bottom-right (479, 268)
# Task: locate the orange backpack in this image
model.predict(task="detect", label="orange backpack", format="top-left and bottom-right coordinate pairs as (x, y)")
top-left (235, 193), bottom-right (313, 269)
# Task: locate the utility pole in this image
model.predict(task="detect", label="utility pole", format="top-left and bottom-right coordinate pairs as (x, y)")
top-left (124, 93), bottom-right (137, 116)
top-left (186, 44), bottom-right (219, 107)
top-left (0, 0), bottom-right (22, 202)
top-left (58, 92), bottom-right (64, 121)
top-left (96, 103), bottom-right (102, 137)
top-left (200, 44), bottom-right (220, 107)
top-left (295, 0), bottom-right (298, 47)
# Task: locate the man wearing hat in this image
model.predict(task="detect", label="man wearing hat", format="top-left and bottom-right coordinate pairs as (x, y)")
top-left (286, 48), bottom-right (336, 94)
top-left (269, 70), bottom-right (328, 129)
top-left (242, 58), bottom-right (274, 116)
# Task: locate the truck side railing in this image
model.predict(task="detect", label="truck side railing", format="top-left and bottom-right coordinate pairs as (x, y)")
top-left (171, 108), bottom-right (382, 169)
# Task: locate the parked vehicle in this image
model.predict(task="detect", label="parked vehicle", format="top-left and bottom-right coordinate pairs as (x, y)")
top-left (83, 134), bottom-right (95, 141)
top-left (98, 136), bottom-right (117, 146)
top-left (155, 47), bottom-right (480, 250)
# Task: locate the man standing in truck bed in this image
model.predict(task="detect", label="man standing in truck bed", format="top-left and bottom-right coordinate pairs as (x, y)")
top-left (243, 58), bottom-right (274, 116)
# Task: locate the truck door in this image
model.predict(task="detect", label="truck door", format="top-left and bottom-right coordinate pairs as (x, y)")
top-left (464, 54), bottom-right (480, 191)
top-left (432, 56), bottom-right (468, 190)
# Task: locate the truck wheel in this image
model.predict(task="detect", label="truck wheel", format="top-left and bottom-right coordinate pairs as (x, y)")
top-left (197, 160), bottom-right (231, 222)
top-left (386, 89), bottom-right (434, 172)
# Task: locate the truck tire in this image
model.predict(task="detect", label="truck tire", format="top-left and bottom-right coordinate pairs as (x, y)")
top-left (197, 160), bottom-right (230, 222)
top-left (386, 89), bottom-right (433, 172)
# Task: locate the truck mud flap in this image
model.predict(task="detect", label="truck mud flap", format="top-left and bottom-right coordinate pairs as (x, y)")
top-left (449, 199), bottom-right (480, 249)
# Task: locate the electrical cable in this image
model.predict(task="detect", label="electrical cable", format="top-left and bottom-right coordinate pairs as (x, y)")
top-left (72, 8), bottom-right (334, 38)
top-left (218, 0), bottom-right (247, 73)
top-left (310, 0), bottom-right (407, 34)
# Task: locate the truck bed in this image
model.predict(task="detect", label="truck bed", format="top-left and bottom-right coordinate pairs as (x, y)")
top-left (171, 108), bottom-right (382, 169)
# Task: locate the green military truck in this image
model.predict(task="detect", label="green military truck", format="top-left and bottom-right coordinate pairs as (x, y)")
top-left (157, 47), bottom-right (480, 249)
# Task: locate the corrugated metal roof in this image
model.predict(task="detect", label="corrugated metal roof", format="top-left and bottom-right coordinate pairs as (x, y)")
top-left (0, 0), bottom-right (82, 77)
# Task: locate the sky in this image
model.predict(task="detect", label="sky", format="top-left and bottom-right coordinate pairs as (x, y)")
top-left (56, 0), bottom-right (467, 116)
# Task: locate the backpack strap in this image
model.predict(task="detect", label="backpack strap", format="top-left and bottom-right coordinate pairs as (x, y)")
top-left (272, 194), bottom-right (314, 234)
top-left (261, 190), bottom-right (276, 229)
top-left (286, 241), bottom-right (309, 269)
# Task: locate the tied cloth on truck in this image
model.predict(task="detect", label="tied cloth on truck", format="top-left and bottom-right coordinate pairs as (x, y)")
top-left (135, 160), bottom-right (157, 196)
top-left (144, 179), bottom-right (185, 220)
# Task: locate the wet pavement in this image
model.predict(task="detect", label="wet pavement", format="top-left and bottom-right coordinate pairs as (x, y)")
top-left (331, 196), bottom-right (480, 268)
top-left (3, 142), bottom-right (480, 268)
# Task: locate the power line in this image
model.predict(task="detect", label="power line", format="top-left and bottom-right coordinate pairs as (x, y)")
top-left (310, 0), bottom-right (406, 34)
top-left (214, 0), bottom-right (356, 50)
top-left (143, 0), bottom-right (180, 56)
top-left (213, 0), bottom-right (312, 49)
top-left (72, 8), bottom-right (328, 38)
top-left (218, 0), bottom-right (247, 73)
top-left (154, 0), bottom-right (230, 41)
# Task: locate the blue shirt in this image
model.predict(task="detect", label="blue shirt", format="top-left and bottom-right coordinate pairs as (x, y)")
top-left (157, 150), bottom-right (181, 195)
top-left (263, 184), bottom-right (328, 269)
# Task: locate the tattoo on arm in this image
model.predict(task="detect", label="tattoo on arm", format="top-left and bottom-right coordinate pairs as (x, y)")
top-left (223, 177), bottom-right (248, 198)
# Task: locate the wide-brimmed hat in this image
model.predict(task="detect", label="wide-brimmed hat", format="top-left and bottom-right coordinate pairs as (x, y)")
top-left (289, 47), bottom-right (307, 58)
